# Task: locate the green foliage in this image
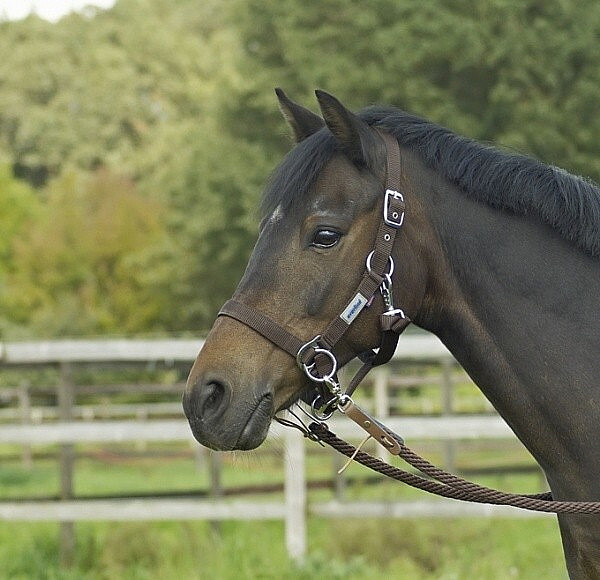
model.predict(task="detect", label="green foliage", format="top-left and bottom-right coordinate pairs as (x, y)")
top-left (0, 0), bottom-right (219, 181)
top-left (135, 117), bottom-right (268, 330)
top-left (0, 0), bottom-right (598, 336)
top-left (0, 165), bottom-right (41, 336)
top-left (2, 169), bottom-right (168, 336)
top-left (0, 165), bottom-right (40, 271)
top-left (227, 0), bottom-right (600, 179)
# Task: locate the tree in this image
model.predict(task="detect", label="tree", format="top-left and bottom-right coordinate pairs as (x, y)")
top-left (224, 0), bottom-right (600, 180)
top-left (136, 117), bottom-right (268, 332)
top-left (0, 0), bottom-right (226, 184)
top-left (0, 165), bottom-right (40, 273)
top-left (3, 169), bottom-right (168, 336)
top-left (1, 0), bottom-right (598, 337)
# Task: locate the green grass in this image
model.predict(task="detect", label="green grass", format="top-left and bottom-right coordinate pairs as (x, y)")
top-left (0, 360), bottom-right (566, 577)
top-left (0, 439), bottom-right (567, 579)
top-left (0, 518), bottom-right (564, 579)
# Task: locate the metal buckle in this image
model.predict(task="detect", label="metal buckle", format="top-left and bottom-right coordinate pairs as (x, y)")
top-left (384, 189), bottom-right (405, 228)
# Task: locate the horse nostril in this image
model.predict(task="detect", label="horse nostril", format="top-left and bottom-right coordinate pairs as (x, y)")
top-left (203, 381), bottom-right (223, 412)
top-left (183, 375), bottom-right (231, 425)
top-left (190, 378), bottom-right (228, 421)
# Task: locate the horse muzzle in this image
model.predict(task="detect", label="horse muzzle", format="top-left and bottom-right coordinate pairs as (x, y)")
top-left (183, 373), bottom-right (274, 450)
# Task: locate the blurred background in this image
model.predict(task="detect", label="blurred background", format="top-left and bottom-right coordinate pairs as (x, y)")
top-left (0, 0), bottom-right (598, 578)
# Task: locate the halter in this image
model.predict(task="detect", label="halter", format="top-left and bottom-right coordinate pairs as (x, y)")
top-left (218, 131), bottom-right (410, 421)
top-left (215, 131), bottom-right (600, 514)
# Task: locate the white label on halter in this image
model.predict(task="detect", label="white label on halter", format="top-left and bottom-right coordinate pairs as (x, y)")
top-left (340, 293), bottom-right (368, 324)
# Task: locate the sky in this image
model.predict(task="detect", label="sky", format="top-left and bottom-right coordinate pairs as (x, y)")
top-left (0, 0), bottom-right (115, 22)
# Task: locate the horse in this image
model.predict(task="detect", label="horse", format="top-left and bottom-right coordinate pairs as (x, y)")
top-left (183, 89), bottom-right (600, 578)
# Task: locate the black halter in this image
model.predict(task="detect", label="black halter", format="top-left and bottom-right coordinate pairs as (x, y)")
top-left (218, 131), bottom-right (411, 419)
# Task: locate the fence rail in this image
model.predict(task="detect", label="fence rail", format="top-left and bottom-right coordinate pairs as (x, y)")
top-left (0, 498), bottom-right (551, 522)
top-left (0, 419), bottom-right (546, 561)
top-left (0, 415), bottom-right (515, 445)
top-left (0, 334), bottom-right (452, 364)
top-left (0, 337), bottom-right (543, 562)
top-left (0, 401), bottom-right (185, 422)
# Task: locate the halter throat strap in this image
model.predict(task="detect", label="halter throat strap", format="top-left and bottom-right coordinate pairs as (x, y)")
top-left (218, 130), bottom-right (410, 411)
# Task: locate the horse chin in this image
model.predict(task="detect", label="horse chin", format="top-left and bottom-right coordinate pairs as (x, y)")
top-left (233, 385), bottom-right (308, 450)
top-left (234, 393), bottom-right (273, 450)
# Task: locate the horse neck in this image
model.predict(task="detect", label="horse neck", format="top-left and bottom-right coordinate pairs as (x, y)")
top-left (412, 167), bottom-right (600, 493)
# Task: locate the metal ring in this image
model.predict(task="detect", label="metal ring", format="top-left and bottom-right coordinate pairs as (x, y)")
top-left (310, 394), bottom-right (336, 421)
top-left (302, 348), bottom-right (338, 383)
top-left (296, 335), bottom-right (321, 367)
top-left (366, 251), bottom-right (394, 278)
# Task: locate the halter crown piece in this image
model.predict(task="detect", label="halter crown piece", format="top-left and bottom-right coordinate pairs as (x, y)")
top-left (218, 130), bottom-right (410, 425)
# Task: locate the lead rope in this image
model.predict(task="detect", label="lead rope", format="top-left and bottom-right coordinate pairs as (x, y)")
top-left (300, 418), bottom-right (600, 515)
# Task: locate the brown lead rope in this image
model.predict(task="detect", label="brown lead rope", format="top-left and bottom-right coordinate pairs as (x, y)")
top-left (308, 422), bottom-right (600, 514)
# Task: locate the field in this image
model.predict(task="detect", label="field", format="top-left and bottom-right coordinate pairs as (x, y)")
top-left (0, 518), bottom-right (564, 579)
top-left (0, 439), bottom-right (566, 579)
top-left (0, 353), bottom-right (570, 579)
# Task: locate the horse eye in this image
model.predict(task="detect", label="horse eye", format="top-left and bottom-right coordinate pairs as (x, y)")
top-left (311, 229), bottom-right (341, 248)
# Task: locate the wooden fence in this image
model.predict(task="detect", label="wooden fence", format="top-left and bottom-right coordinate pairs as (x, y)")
top-left (0, 337), bottom-right (548, 562)
top-left (0, 415), bottom-right (550, 561)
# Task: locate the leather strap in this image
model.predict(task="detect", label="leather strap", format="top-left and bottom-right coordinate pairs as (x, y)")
top-left (219, 300), bottom-right (303, 357)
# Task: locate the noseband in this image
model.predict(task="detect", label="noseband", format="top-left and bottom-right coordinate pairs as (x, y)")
top-left (218, 131), bottom-right (410, 420)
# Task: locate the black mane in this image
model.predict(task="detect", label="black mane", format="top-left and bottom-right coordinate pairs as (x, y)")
top-left (262, 107), bottom-right (600, 257)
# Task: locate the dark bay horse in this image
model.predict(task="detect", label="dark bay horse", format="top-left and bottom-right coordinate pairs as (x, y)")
top-left (183, 90), bottom-right (600, 578)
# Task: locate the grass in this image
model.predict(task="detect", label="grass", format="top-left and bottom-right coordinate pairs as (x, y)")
top-left (0, 439), bottom-right (568, 579)
top-left (0, 360), bottom-right (568, 577)
top-left (0, 518), bottom-right (564, 579)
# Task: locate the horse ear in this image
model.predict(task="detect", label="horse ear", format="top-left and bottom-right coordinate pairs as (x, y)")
top-left (315, 89), bottom-right (376, 167)
top-left (275, 88), bottom-right (324, 143)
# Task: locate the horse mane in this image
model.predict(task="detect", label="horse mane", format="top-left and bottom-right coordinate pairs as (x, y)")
top-left (262, 106), bottom-right (600, 257)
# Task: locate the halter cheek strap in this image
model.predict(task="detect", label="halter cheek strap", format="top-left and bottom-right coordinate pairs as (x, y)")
top-left (218, 131), bottom-right (411, 418)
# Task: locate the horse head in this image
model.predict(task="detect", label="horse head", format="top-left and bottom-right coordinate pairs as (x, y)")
top-left (183, 90), bottom-right (436, 450)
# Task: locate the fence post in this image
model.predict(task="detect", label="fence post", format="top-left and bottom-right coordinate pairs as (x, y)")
top-left (209, 451), bottom-right (223, 534)
top-left (332, 450), bottom-right (346, 500)
top-left (135, 408), bottom-right (148, 451)
top-left (441, 358), bottom-right (456, 472)
top-left (284, 426), bottom-right (306, 562)
top-left (193, 442), bottom-right (205, 471)
top-left (18, 382), bottom-right (33, 469)
top-left (373, 368), bottom-right (391, 462)
top-left (58, 362), bottom-right (75, 567)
